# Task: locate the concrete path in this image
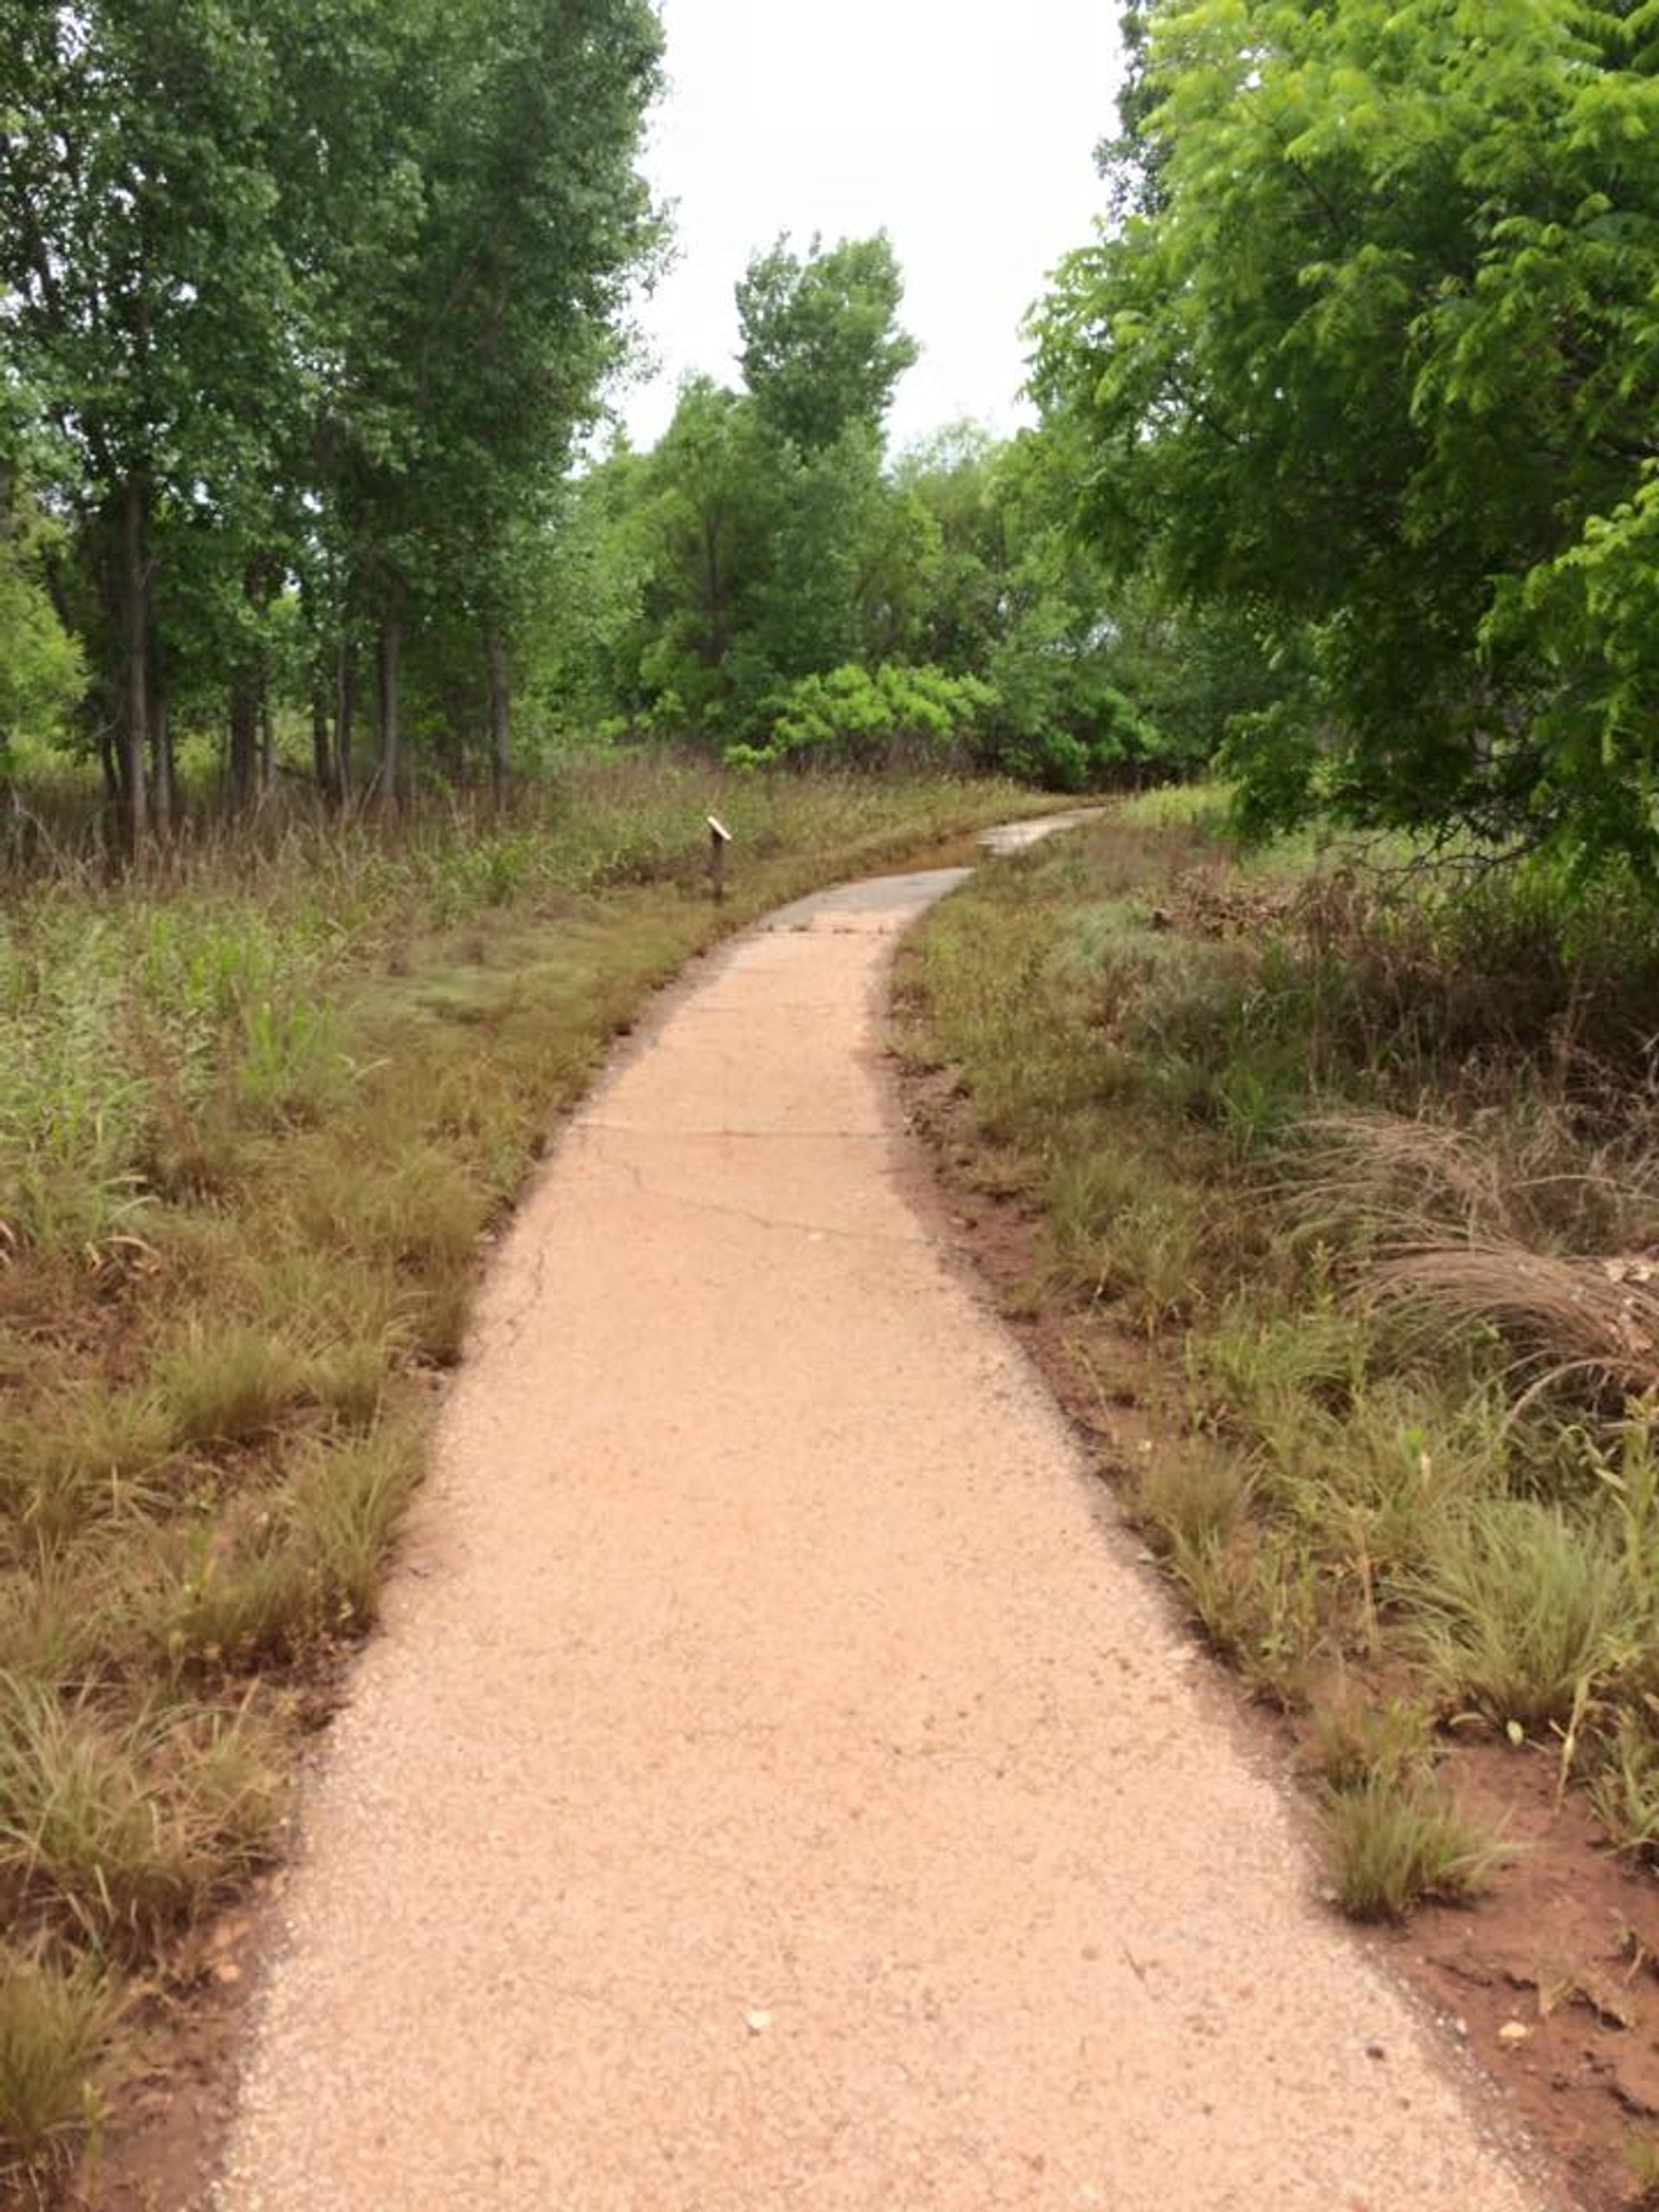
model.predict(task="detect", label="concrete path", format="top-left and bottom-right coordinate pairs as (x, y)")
top-left (213, 838), bottom-right (1554, 2212)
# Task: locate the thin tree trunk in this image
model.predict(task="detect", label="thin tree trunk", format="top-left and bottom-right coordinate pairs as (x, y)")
top-left (311, 686), bottom-right (334, 806)
top-left (147, 623), bottom-right (174, 840)
top-left (229, 563), bottom-right (270, 810)
top-left (228, 683), bottom-right (258, 809)
top-left (259, 695), bottom-right (275, 796)
top-left (121, 478), bottom-right (149, 856)
top-left (487, 631), bottom-right (511, 806)
top-left (333, 645), bottom-right (354, 805)
top-left (150, 689), bottom-right (174, 842)
top-left (97, 709), bottom-right (119, 806)
top-left (377, 598), bottom-right (402, 810)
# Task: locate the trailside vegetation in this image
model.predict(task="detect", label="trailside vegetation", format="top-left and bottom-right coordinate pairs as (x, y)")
top-left (902, 798), bottom-right (1659, 2202)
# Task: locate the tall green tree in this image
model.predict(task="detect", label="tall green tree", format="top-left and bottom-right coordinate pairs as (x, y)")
top-left (314, 0), bottom-right (664, 800)
top-left (0, 0), bottom-right (294, 842)
top-left (596, 235), bottom-right (925, 736)
top-left (631, 378), bottom-right (776, 723)
top-left (1034, 0), bottom-right (1659, 871)
top-left (0, 0), bottom-right (664, 836)
top-left (736, 232), bottom-right (918, 454)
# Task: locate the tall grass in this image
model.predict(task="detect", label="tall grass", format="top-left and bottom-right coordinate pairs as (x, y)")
top-left (0, 755), bottom-right (1050, 2192)
top-left (901, 801), bottom-right (1659, 1899)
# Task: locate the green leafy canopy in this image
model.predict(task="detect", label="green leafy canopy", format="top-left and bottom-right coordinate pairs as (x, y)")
top-left (1033, 0), bottom-right (1659, 878)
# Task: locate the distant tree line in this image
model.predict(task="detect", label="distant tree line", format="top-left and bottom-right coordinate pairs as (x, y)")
top-left (531, 231), bottom-right (1257, 791)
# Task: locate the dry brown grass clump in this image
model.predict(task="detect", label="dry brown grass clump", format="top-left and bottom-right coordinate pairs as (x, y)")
top-left (1295, 1111), bottom-right (1659, 1400)
top-left (1377, 1243), bottom-right (1659, 1402)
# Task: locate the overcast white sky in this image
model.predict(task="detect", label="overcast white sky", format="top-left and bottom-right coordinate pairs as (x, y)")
top-left (619, 0), bottom-right (1124, 456)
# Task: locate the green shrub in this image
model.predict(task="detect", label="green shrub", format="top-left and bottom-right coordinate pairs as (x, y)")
top-left (727, 663), bottom-right (993, 772)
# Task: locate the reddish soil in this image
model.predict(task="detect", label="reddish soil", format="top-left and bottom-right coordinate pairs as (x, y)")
top-left (895, 1058), bottom-right (1659, 2212)
top-left (61, 1885), bottom-right (277, 2212)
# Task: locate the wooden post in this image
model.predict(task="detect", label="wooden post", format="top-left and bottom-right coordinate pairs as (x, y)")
top-left (707, 814), bottom-right (732, 903)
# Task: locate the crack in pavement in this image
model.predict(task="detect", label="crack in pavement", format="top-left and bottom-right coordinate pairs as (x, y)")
top-left (567, 1144), bottom-right (934, 1249)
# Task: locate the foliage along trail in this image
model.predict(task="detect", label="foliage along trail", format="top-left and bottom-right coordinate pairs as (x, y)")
top-left (213, 832), bottom-right (1550, 2211)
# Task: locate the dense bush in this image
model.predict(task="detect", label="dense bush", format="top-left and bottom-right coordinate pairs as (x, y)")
top-left (986, 675), bottom-right (1165, 793)
top-left (724, 658), bottom-right (1181, 793)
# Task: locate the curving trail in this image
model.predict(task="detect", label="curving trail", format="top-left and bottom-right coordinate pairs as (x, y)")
top-left (213, 832), bottom-right (1556, 2212)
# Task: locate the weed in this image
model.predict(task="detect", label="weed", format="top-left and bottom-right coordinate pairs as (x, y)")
top-left (1189, 1296), bottom-right (1371, 1429)
top-left (235, 996), bottom-right (348, 1125)
top-left (0, 1679), bottom-right (283, 1951)
top-left (0, 1948), bottom-right (112, 2190)
top-left (300, 1338), bottom-right (390, 1433)
top-left (1325, 1772), bottom-right (1510, 1921)
top-left (0, 1560), bottom-right (127, 1692)
top-left (1310, 1692), bottom-right (1437, 1793)
top-left (1266, 1380), bottom-right (1507, 1602)
top-left (1046, 1168), bottom-right (1206, 1333)
top-left (404, 1274), bottom-right (474, 1367)
top-left (156, 1325), bottom-right (308, 1452)
top-left (1114, 783), bottom-right (1236, 835)
top-left (155, 1418), bottom-right (422, 1669)
top-left (1409, 1498), bottom-right (1640, 1728)
top-left (1166, 1523), bottom-right (1324, 1706)
top-left (1135, 1446), bottom-right (1253, 1558)
top-left (1589, 1408), bottom-right (1659, 1597)
top-left (0, 1390), bottom-right (173, 1550)
top-left (156, 1531), bottom-right (319, 1675)
top-left (1586, 1713), bottom-right (1659, 1863)
top-left (287, 1423), bottom-right (422, 1630)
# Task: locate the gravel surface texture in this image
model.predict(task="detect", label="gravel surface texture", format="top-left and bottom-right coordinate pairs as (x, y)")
top-left (212, 831), bottom-right (1557, 2211)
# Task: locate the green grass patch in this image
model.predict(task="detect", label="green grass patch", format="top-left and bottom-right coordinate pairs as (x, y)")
top-left (1324, 1773), bottom-right (1510, 1922)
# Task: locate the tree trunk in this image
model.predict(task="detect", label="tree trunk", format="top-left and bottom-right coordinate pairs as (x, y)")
top-left (97, 707), bottom-right (120, 807)
top-left (259, 696), bottom-right (275, 796)
top-left (487, 631), bottom-right (511, 806)
top-left (147, 623), bottom-right (174, 841)
top-left (228, 683), bottom-right (259, 809)
top-left (228, 563), bottom-right (270, 810)
top-left (376, 599), bottom-right (402, 809)
top-left (311, 686), bottom-right (335, 806)
top-left (333, 645), bottom-right (354, 805)
top-left (150, 690), bottom-right (174, 842)
top-left (121, 477), bottom-right (149, 856)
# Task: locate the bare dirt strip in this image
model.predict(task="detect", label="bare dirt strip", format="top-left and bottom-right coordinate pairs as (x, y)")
top-left (208, 830), bottom-right (1562, 2211)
